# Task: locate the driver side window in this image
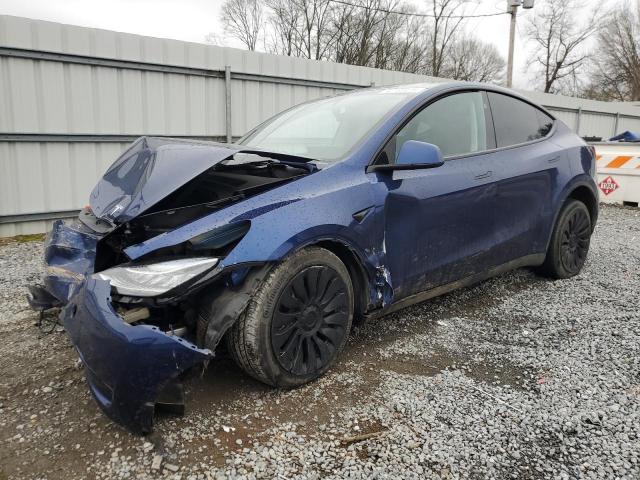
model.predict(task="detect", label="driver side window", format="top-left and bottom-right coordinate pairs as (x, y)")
top-left (394, 91), bottom-right (492, 160)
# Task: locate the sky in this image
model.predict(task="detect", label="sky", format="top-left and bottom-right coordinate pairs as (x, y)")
top-left (0, 0), bottom-right (606, 89)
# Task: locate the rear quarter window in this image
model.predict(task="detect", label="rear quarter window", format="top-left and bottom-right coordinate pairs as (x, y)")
top-left (487, 92), bottom-right (554, 147)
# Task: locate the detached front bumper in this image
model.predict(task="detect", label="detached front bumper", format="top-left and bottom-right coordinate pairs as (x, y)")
top-left (61, 277), bottom-right (213, 434)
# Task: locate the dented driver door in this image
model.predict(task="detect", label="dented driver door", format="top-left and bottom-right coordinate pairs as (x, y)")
top-left (374, 90), bottom-right (500, 301)
top-left (376, 156), bottom-right (498, 301)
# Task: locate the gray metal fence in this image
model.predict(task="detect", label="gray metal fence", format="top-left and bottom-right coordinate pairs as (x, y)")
top-left (2, 15), bottom-right (640, 236)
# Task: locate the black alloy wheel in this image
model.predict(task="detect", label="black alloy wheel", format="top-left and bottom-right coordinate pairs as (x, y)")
top-left (539, 199), bottom-right (592, 279)
top-left (271, 266), bottom-right (349, 376)
top-left (221, 247), bottom-right (353, 387)
top-left (559, 206), bottom-right (591, 275)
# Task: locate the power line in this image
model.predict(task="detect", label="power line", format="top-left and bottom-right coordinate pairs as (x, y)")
top-left (327, 0), bottom-right (510, 19)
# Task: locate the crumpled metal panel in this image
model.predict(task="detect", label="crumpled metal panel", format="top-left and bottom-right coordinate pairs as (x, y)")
top-left (43, 219), bottom-right (102, 303)
top-left (89, 137), bottom-right (243, 223)
top-left (198, 266), bottom-right (270, 351)
top-left (61, 277), bottom-right (212, 434)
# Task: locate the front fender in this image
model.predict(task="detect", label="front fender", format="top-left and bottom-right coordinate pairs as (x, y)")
top-left (196, 222), bottom-right (392, 351)
top-left (123, 162), bottom-right (379, 264)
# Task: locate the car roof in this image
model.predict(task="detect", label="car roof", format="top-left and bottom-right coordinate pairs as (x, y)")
top-left (367, 80), bottom-right (523, 98)
top-left (362, 81), bottom-right (554, 118)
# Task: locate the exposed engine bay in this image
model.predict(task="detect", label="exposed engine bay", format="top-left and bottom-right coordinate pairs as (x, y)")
top-left (90, 151), bottom-right (313, 351)
top-left (94, 154), bottom-right (312, 270)
top-left (27, 137), bottom-right (321, 434)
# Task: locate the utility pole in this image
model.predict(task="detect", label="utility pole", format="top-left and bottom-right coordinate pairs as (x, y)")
top-left (506, 0), bottom-right (534, 88)
top-left (506, 2), bottom-right (518, 88)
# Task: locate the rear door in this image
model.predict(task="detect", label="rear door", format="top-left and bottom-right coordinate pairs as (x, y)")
top-left (484, 92), bottom-right (561, 262)
top-left (375, 90), bottom-right (500, 300)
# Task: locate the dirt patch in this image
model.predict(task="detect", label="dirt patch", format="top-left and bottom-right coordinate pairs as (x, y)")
top-left (378, 350), bottom-right (534, 390)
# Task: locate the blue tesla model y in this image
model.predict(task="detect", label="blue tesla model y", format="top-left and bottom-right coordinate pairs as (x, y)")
top-left (29, 82), bottom-right (598, 433)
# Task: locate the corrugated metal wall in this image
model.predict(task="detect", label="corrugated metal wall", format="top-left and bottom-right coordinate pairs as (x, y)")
top-left (2, 15), bottom-right (640, 236)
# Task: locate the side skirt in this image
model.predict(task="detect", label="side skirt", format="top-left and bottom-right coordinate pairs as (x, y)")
top-left (364, 253), bottom-right (546, 320)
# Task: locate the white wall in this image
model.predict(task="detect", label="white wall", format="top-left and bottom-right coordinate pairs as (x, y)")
top-left (2, 15), bottom-right (639, 236)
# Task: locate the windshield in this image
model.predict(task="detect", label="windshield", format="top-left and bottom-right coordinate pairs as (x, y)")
top-left (238, 87), bottom-right (423, 162)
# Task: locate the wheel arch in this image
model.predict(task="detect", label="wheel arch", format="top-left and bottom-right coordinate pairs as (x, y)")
top-left (543, 177), bottom-right (598, 255)
top-left (567, 184), bottom-right (598, 231)
top-left (311, 239), bottom-right (372, 323)
top-left (199, 237), bottom-right (375, 351)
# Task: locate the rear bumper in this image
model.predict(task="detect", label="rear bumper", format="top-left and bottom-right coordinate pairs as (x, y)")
top-left (61, 277), bottom-right (212, 434)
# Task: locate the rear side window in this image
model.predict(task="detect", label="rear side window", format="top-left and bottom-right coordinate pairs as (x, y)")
top-left (394, 91), bottom-right (490, 158)
top-left (487, 92), bottom-right (554, 147)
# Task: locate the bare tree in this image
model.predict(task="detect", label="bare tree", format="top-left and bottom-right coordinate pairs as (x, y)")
top-left (217, 0), bottom-right (490, 81)
top-left (265, 0), bottom-right (301, 55)
top-left (328, 0), bottom-right (407, 67)
top-left (386, 16), bottom-right (428, 73)
top-left (220, 0), bottom-right (264, 51)
top-left (295, 0), bottom-right (336, 60)
top-left (585, 1), bottom-right (640, 101)
top-left (442, 37), bottom-right (505, 83)
top-left (426, 0), bottom-right (470, 77)
top-left (525, 0), bottom-right (599, 93)
top-left (370, 1), bottom-right (415, 69)
top-left (328, 1), bottom-right (360, 63)
top-left (348, 0), bottom-right (393, 66)
top-left (204, 32), bottom-right (227, 46)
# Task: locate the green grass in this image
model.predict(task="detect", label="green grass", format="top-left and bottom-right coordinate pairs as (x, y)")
top-left (14, 233), bottom-right (45, 243)
top-left (0, 233), bottom-right (46, 246)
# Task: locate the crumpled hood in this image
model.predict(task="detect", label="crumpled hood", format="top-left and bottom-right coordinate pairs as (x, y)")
top-left (90, 137), bottom-right (242, 224)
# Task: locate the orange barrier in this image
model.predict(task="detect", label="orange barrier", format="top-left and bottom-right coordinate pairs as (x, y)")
top-left (591, 143), bottom-right (640, 206)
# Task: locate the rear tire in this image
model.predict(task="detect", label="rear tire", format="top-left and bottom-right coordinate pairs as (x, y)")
top-left (225, 247), bottom-right (353, 388)
top-left (539, 199), bottom-right (592, 279)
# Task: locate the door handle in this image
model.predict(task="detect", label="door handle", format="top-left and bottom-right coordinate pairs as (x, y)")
top-left (474, 171), bottom-right (492, 180)
top-left (548, 156), bottom-right (561, 163)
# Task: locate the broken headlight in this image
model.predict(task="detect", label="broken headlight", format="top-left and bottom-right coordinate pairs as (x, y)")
top-left (95, 257), bottom-right (218, 297)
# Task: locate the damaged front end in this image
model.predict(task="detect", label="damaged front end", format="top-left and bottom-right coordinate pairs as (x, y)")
top-left (29, 136), bottom-right (316, 434)
top-left (62, 277), bottom-right (213, 434)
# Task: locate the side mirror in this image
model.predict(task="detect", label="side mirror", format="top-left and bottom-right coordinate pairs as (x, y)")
top-left (367, 141), bottom-right (444, 173)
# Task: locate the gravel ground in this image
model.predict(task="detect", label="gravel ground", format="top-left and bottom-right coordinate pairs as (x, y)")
top-left (0, 204), bottom-right (638, 480)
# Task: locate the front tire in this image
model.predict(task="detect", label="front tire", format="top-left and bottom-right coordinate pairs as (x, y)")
top-left (539, 199), bottom-right (592, 279)
top-left (226, 247), bottom-right (353, 387)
